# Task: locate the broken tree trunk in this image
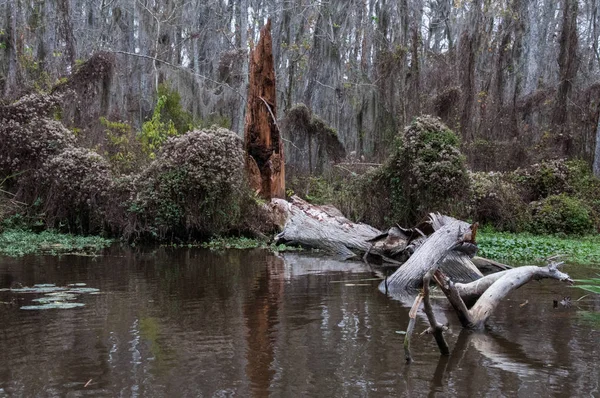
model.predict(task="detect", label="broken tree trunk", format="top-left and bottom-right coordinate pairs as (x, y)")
top-left (244, 19), bottom-right (285, 199)
top-left (403, 253), bottom-right (573, 360)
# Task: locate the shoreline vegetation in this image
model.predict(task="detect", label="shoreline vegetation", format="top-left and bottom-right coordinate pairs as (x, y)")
top-left (2, 228), bottom-right (600, 267)
top-left (0, 229), bottom-right (112, 257)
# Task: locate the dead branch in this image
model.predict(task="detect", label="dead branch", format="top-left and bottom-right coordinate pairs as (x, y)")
top-left (434, 261), bottom-right (573, 329)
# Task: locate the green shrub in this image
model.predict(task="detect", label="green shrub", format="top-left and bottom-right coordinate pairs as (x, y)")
top-left (38, 147), bottom-right (112, 232)
top-left (386, 115), bottom-right (469, 224)
top-left (138, 95), bottom-right (178, 159)
top-left (125, 127), bottom-right (247, 238)
top-left (528, 194), bottom-right (595, 235)
top-left (156, 83), bottom-right (195, 135)
top-left (469, 171), bottom-right (529, 231)
top-left (513, 159), bottom-right (573, 201)
top-left (100, 117), bottom-right (139, 174)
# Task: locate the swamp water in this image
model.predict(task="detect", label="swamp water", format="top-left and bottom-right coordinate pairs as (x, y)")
top-left (0, 249), bottom-right (598, 397)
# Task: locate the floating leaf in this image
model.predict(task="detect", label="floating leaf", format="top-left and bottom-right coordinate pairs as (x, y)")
top-left (0, 287), bottom-right (68, 294)
top-left (20, 302), bottom-right (85, 310)
top-left (32, 294), bottom-right (78, 303)
top-left (65, 288), bottom-right (100, 294)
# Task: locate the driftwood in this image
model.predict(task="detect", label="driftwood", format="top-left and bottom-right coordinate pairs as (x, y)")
top-left (402, 251), bottom-right (572, 361)
top-left (434, 260), bottom-right (573, 329)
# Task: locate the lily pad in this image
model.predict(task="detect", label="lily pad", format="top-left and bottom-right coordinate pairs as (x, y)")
top-left (32, 294), bottom-right (78, 303)
top-left (65, 288), bottom-right (100, 294)
top-left (0, 287), bottom-right (68, 294)
top-left (21, 302), bottom-right (85, 310)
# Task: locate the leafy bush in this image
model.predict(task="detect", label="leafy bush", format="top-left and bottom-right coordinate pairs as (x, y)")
top-left (138, 95), bottom-right (178, 159)
top-left (513, 159), bottom-right (573, 201)
top-left (38, 147), bottom-right (112, 232)
top-left (156, 83), bottom-right (195, 135)
top-left (469, 171), bottom-right (529, 231)
top-left (125, 127), bottom-right (248, 238)
top-left (386, 115), bottom-right (469, 224)
top-left (100, 117), bottom-right (140, 174)
top-left (528, 194), bottom-right (595, 235)
top-left (0, 93), bottom-right (75, 177)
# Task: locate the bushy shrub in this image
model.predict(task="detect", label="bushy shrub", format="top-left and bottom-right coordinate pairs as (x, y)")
top-left (386, 115), bottom-right (469, 224)
top-left (0, 93), bottom-right (75, 177)
top-left (469, 171), bottom-right (529, 231)
top-left (125, 127), bottom-right (247, 237)
top-left (513, 159), bottom-right (573, 201)
top-left (528, 194), bottom-right (595, 235)
top-left (156, 83), bottom-right (195, 135)
top-left (138, 95), bottom-right (179, 159)
top-left (38, 147), bottom-right (112, 232)
top-left (100, 117), bottom-right (140, 174)
top-left (329, 116), bottom-right (468, 228)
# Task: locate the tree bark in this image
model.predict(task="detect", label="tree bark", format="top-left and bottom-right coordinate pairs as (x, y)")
top-left (594, 109), bottom-right (600, 177)
top-left (244, 19), bottom-right (285, 200)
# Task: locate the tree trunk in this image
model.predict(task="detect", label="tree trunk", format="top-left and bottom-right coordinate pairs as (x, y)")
top-left (553, 0), bottom-right (579, 136)
top-left (593, 110), bottom-right (600, 177)
top-left (244, 19), bottom-right (285, 200)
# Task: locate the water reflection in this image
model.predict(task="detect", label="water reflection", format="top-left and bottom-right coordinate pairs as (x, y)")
top-left (0, 250), bottom-right (598, 397)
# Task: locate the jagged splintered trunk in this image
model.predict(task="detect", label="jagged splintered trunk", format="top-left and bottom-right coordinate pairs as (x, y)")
top-left (244, 19), bottom-right (285, 199)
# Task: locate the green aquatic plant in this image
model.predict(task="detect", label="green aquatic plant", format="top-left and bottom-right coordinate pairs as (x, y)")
top-left (573, 278), bottom-right (600, 294)
top-left (198, 236), bottom-right (304, 252)
top-left (0, 229), bottom-right (112, 257)
top-left (477, 230), bottom-right (600, 265)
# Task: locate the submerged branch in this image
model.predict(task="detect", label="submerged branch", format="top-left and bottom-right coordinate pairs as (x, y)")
top-left (436, 263), bottom-right (573, 329)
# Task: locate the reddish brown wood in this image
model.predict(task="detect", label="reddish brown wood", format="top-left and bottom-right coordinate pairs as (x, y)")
top-left (244, 19), bottom-right (285, 199)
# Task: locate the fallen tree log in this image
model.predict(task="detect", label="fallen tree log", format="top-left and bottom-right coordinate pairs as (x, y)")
top-left (271, 195), bottom-right (381, 259)
top-left (271, 197), bottom-right (506, 282)
top-left (269, 195), bottom-right (574, 361)
top-left (380, 217), bottom-right (483, 294)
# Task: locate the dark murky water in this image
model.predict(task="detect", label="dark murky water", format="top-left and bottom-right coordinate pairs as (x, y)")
top-left (0, 249), bottom-right (599, 397)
